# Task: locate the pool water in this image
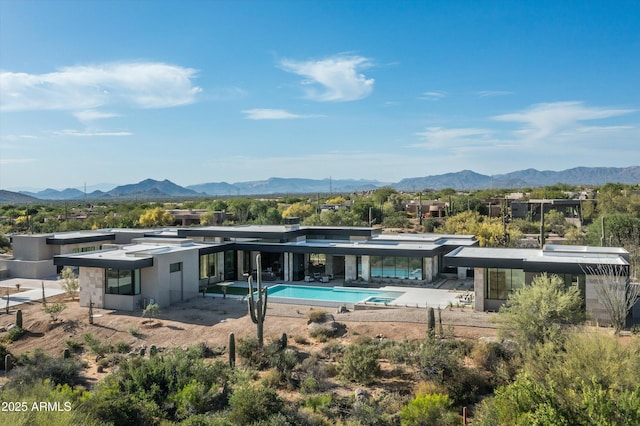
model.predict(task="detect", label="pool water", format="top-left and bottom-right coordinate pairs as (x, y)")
top-left (267, 284), bottom-right (404, 304)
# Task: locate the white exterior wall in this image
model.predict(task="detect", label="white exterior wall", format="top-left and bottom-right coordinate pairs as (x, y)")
top-left (12, 235), bottom-right (53, 261)
top-left (142, 250), bottom-right (200, 309)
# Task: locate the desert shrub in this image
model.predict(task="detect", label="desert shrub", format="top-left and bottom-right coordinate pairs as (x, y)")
top-left (0, 343), bottom-right (11, 367)
top-left (293, 334), bottom-right (309, 345)
top-left (321, 341), bottom-right (345, 360)
top-left (400, 393), bottom-right (460, 426)
top-left (471, 341), bottom-right (511, 372)
top-left (89, 348), bottom-right (231, 423)
top-left (4, 326), bottom-right (24, 342)
top-left (300, 376), bottom-right (321, 394)
top-left (188, 342), bottom-right (215, 359)
top-left (8, 349), bottom-right (83, 389)
top-left (83, 332), bottom-right (111, 357)
top-left (349, 400), bottom-right (390, 426)
top-left (228, 385), bottom-right (283, 425)
top-left (179, 413), bottom-right (233, 425)
top-left (128, 326), bottom-right (140, 336)
top-left (307, 310), bottom-right (329, 323)
top-left (237, 336), bottom-right (268, 369)
top-left (65, 339), bottom-right (83, 353)
top-left (379, 339), bottom-right (415, 365)
top-left (142, 302), bottom-right (160, 318)
top-left (338, 342), bottom-right (380, 385)
top-left (115, 341), bottom-right (131, 354)
top-left (415, 339), bottom-right (486, 404)
top-left (43, 302), bottom-right (66, 321)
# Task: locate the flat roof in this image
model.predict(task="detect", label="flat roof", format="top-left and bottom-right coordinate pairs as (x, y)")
top-left (445, 246), bottom-right (629, 274)
top-left (45, 231), bottom-right (116, 245)
top-left (54, 239), bottom-right (218, 269)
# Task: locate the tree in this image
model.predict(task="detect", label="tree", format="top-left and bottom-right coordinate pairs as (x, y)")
top-left (138, 208), bottom-right (175, 227)
top-left (497, 273), bottom-right (585, 353)
top-left (281, 202), bottom-right (314, 219)
top-left (58, 267), bottom-right (79, 300)
top-left (583, 263), bottom-right (639, 334)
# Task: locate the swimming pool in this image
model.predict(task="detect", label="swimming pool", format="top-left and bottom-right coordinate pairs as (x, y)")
top-left (266, 284), bottom-right (404, 305)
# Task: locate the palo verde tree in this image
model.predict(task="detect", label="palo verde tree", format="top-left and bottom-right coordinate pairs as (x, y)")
top-left (496, 273), bottom-right (585, 354)
top-left (58, 267), bottom-right (79, 300)
top-left (248, 254), bottom-right (268, 348)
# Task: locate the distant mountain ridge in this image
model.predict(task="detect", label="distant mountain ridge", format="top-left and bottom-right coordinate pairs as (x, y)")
top-left (3, 166), bottom-right (639, 202)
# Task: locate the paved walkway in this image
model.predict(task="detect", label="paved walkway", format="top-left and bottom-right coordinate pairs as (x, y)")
top-left (0, 277), bottom-right (65, 308)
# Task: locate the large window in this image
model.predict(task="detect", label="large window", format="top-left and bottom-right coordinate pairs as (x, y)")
top-left (485, 268), bottom-right (524, 300)
top-left (106, 268), bottom-right (140, 295)
top-left (370, 256), bottom-right (424, 280)
top-left (224, 250), bottom-right (236, 280)
top-left (199, 253), bottom-right (216, 280)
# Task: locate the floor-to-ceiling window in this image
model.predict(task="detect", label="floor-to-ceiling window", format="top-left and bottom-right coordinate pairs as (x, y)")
top-left (106, 268), bottom-right (141, 295)
top-left (370, 256), bottom-right (424, 280)
top-left (199, 253), bottom-right (216, 280)
top-left (224, 250), bottom-right (236, 280)
top-left (485, 268), bottom-right (525, 300)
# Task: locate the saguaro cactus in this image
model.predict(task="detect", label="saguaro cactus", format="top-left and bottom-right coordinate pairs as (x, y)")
top-left (427, 306), bottom-right (435, 337)
top-left (16, 310), bottom-right (22, 329)
top-left (248, 254), bottom-right (268, 348)
top-left (5, 354), bottom-right (12, 373)
top-left (228, 332), bottom-right (236, 368)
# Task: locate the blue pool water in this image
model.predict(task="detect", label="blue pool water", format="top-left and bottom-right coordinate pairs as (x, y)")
top-left (267, 284), bottom-right (404, 304)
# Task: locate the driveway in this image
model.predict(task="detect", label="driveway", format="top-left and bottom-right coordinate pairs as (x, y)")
top-left (0, 277), bottom-right (65, 308)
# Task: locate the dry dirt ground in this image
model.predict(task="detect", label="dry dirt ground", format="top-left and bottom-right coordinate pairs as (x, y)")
top-left (0, 294), bottom-right (497, 388)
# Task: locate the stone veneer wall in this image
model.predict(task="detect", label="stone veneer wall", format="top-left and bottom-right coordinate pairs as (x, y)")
top-left (474, 267), bottom-right (485, 311)
top-left (79, 267), bottom-right (104, 308)
top-left (345, 255), bottom-right (357, 281)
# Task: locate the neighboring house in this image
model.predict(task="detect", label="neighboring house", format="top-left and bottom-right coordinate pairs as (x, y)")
top-left (510, 199), bottom-right (594, 226)
top-left (445, 244), bottom-right (631, 324)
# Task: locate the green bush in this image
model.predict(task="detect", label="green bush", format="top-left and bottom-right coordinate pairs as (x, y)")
top-left (4, 326), bottom-right (24, 342)
top-left (65, 339), bottom-right (83, 353)
top-left (0, 343), bottom-right (11, 368)
top-left (338, 342), bottom-right (380, 385)
top-left (88, 348), bottom-right (231, 423)
top-left (83, 332), bottom-right (111, 357)
top-left (400, 393), bottom-right (459, 426)
top-left (43, 302), bottom-right (66, 321)
top-left (8, 349), bottom-right (83, 389)
top-left (228, 385), bottom-right (283, 425)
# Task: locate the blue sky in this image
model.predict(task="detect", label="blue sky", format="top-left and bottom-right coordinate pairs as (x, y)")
top-left (1, 0), bottom-right (639, 191)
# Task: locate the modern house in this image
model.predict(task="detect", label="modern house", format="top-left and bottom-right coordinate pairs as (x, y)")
top-left (2, 223), bottom-right (633, 325)
top-left (445, 244), bottom-right (631, 324)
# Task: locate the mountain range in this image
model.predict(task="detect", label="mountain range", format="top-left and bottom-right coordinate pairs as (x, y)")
top-left (2, 166), bottom-right (639, 202)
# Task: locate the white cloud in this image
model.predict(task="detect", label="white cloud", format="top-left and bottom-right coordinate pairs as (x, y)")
top-left (242, 108), bottom-right (323, 120)
top-left (73, 110), bottom-right (121, 122)
top-left (0, 158), bottom-right (36, 165)
top-left (419, 91), bottom-right (447, 100)
top-left (0, 62), bottom-right (202, 112)
top-left (493, 101), bottom-right (635, 140)
top-left (279, 55), bottom-right (374, 102)
top-left (412, 127), bottom-right (491, 148)
top-left (475, 90), bottom-right (514, 98)
top-left (53, 129), bottom-right (133, 137)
